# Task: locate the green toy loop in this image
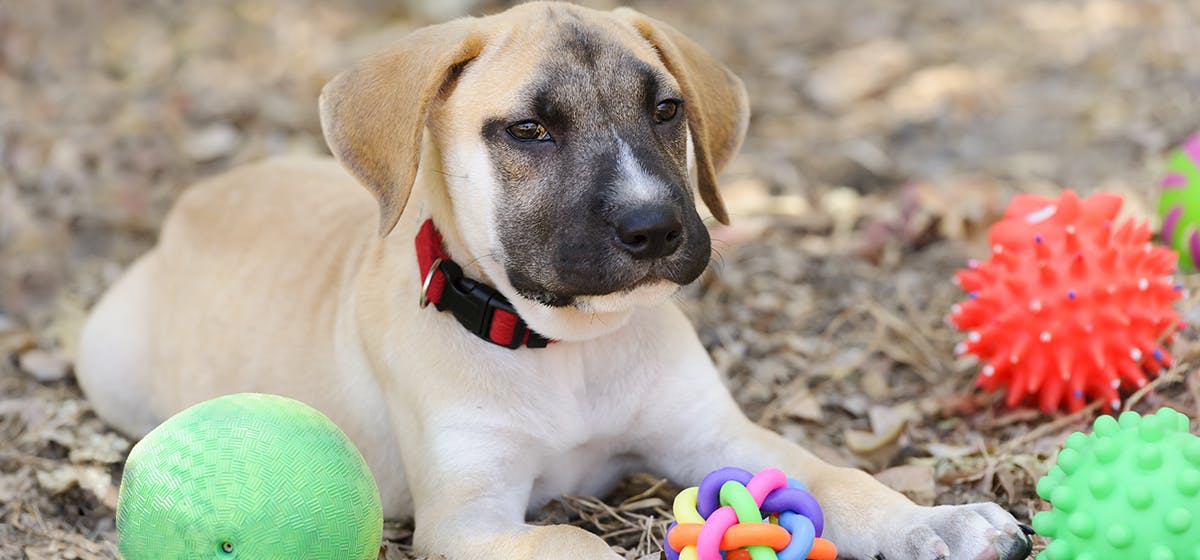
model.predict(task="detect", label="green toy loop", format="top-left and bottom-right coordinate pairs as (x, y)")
top-left (720, 481), bottom-right (777, 560)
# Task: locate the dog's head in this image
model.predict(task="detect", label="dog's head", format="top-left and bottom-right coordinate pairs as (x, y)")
top-left (320, 2), bottom-right (747, 334)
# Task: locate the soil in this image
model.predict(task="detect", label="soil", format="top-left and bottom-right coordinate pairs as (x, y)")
top-left (2, 0), bottom-right (1199, 558)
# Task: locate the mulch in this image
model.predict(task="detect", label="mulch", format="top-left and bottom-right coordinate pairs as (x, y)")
top-left (2, 0), bottom-right (1198, 558)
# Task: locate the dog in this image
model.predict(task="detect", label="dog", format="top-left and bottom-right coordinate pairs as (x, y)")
top-left (76, 3), bottom-right (1032, 558)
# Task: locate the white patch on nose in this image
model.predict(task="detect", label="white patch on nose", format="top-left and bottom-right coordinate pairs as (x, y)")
top-left (615, 133), bottom-right (668, 202)
top-left (685, 128), bottom-right (697, 189)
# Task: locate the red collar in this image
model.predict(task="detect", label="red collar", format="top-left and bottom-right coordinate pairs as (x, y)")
top-left (415, 219), bottom-right (553, 349)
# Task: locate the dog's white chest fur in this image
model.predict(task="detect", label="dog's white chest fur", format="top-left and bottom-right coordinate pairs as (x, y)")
top-left (446, 325), bottom-right (663, 513)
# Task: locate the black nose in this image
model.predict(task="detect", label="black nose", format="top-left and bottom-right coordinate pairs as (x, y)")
top-left (614, 206), bottom-right (683, 260)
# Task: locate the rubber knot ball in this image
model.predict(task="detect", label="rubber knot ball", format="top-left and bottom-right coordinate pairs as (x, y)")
top-left (1159, 131), bottom-right (1200, 272)
top-left (116, 393), bottom-right (383, 559)
top-left (950, 190), bottom-right (1184, 412)
top-left (664, 467), bottom-right (837, 560)
top-left (1032, 407), bottom-right (1200, 560)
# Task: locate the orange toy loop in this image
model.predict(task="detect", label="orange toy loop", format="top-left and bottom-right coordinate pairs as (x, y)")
top-left (807, 538), bottom-right (838, 560)
top-left (723, 538), bottom-right (837, 560)
top-left (667, 522), bottom-right (792, 552)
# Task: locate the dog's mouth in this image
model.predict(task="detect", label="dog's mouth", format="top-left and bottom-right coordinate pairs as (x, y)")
top-left (521, 290), bottom-right (577, 308)
top-left (512, 269), bottom-right (688, 309)
top-left (504, 227), bottom-right (712, 309)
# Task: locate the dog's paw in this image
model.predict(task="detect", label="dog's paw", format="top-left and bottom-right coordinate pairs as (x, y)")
top-left (847, 502), bottom-right (1032, 560)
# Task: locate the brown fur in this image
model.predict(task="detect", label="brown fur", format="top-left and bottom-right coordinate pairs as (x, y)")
top-left (616, 8), bottom-right (748, 225)
top-left (320, 19), bottom-right (486, 236)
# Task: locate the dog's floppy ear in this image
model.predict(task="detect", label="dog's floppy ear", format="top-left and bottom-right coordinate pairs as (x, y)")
top-left (615, 8), bottom-right (748, 225)
top-left (320, 19), bottom-right (484, 236)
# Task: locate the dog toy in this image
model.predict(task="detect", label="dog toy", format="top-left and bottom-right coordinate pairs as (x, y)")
top-left (116, 393), bottom-right (383, 559)
top-left (1032, 407), bottom-right (1200, 559)
top-left (664, 467), bottom-right (837, 560)
top-left (949, 190), bottom-right (1183, 412)
top-left (1159, 132), bottom-right (1200, 272)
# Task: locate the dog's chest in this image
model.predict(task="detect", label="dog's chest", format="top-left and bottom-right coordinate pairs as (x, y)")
top-left (526, 437), bottom-right (641, 513)
top-left (519, 348), bottom-right (650, 510)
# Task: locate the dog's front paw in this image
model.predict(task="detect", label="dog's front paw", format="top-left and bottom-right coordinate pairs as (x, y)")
top-left (849, 503), bottom-right (1032, 560)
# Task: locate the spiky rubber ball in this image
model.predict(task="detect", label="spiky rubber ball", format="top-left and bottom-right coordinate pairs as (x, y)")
top-left (1032, 408), bottom-right (1200, 560)
top-left (116, 393), bottom-right (384, 560)
top-left (950, 191), bottom-right (1183, 412)
top-left (1159, 132), bottom-right (1200, 272)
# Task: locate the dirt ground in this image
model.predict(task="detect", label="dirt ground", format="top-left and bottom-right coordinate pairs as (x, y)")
top-left (3, 0), bottom-right (1200, 558)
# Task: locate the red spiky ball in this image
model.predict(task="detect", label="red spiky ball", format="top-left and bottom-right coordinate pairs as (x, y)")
top-left (949, 191), bottom-right (1185, 413)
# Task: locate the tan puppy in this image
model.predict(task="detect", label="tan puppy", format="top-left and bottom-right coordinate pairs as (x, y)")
top-left (76, 3), bottom-right (1031, 559)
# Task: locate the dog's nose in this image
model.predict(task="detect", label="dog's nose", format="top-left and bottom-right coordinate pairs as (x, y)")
top-left (614, 206), bottom-right (683, 260)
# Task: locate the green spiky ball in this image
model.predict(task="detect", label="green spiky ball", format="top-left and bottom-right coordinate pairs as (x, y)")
top-left (116, 393), bottom-right (383, 559)
top-left (1032, 408), bottom-right (1200, 560)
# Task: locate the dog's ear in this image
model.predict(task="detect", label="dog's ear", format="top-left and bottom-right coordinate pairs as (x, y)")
top-left (615, 8), bottom-right (748, 225)
top-left (320, 19), bottom-right (484, 236)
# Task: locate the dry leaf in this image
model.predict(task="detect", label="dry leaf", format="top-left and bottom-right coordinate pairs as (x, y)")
top-left (36, 464), bottom-right (116, 509)
top-left (875, 464), bottom-right (936, 506)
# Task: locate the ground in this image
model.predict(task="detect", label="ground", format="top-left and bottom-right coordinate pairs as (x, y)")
top-left (2, 0), bottom-right (1199, 558)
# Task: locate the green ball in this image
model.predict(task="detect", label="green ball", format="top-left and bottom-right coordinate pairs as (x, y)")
top-left (1158, 132), bottom-right (1200, 273)
top-left (1033, 408), bottom-right (1200, 560)
top-left (116, 393), bottom-right (383, 559)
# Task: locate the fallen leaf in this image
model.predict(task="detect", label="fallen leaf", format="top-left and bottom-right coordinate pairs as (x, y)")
top-left (845, 420), bottom-right (905, 455)
top-left (926, 442), bottom-right (978, 459)
top-left (781, 388), bottom-right (825, 423)
top-left (35, 464), bottom-right (116, 509)
top-left (875, 463), bottom-right (936, 505)
top-left (807, 40), bottom-right (915, 110)
top-left (868, 403), bottom-right (918, 435)
top-left (0, 467), bottom-right (33, 504)
top-left (859, 359), bottom-right (893, 401)
top-left (67, 427), bottom-right (130, 465)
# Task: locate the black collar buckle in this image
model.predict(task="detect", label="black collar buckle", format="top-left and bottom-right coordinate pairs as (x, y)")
top-left (432, 260), bottom-right (551, 349)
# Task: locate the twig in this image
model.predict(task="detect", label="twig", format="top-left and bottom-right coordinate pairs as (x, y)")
top-left (1122, 362), bottom-right (1188, 412)
top-left (618, 478), bottom-right (669, 508)
top-left (1000, 399), bottom-right (1103, 454)
top-left (864, 301), bottom-right (947, 382)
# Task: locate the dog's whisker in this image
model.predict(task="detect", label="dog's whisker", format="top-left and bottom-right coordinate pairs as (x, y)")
top-left (705, 248), bottom-right (728, 274)
top-left (432, 169), bottom-right (468, 179)
top-left (588, 311), bottom-right (610, 327)
top-left (463, 253), bottom-right (501, 269)
top-left (432, 168), bottom-right (468, 179)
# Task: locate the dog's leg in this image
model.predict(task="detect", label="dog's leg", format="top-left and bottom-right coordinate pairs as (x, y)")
top-left (649, 409), bottom-right (1030, 560)
top-left (636, 318), bottom-right (1031, 559)
top-left (403, 425), bottom-right (622, 560)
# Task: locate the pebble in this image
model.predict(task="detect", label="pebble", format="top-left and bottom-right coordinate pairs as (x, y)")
top-left (184, 123), bottom-right (241, 162)
top-left (18, 349), bottom-right (72, 383)
top-left (0, 313), bottom-right (16, 333)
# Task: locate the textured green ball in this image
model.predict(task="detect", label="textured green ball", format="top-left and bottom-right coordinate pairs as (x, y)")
top-left (116, 393), bottom-right (383, 559)
top-left (1032, 408), bottom-right (1200, 560)
top-left (1158, 132), bottom-right (1200, 273)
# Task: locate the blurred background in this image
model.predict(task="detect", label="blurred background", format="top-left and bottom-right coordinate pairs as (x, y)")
top-left (2, 0), bottom-right (1199, 558)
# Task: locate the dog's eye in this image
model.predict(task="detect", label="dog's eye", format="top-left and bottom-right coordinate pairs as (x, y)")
top-left (653, 100), bottom-right (680, 123)
top-left (506, 121), bottom-right (552, 142)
